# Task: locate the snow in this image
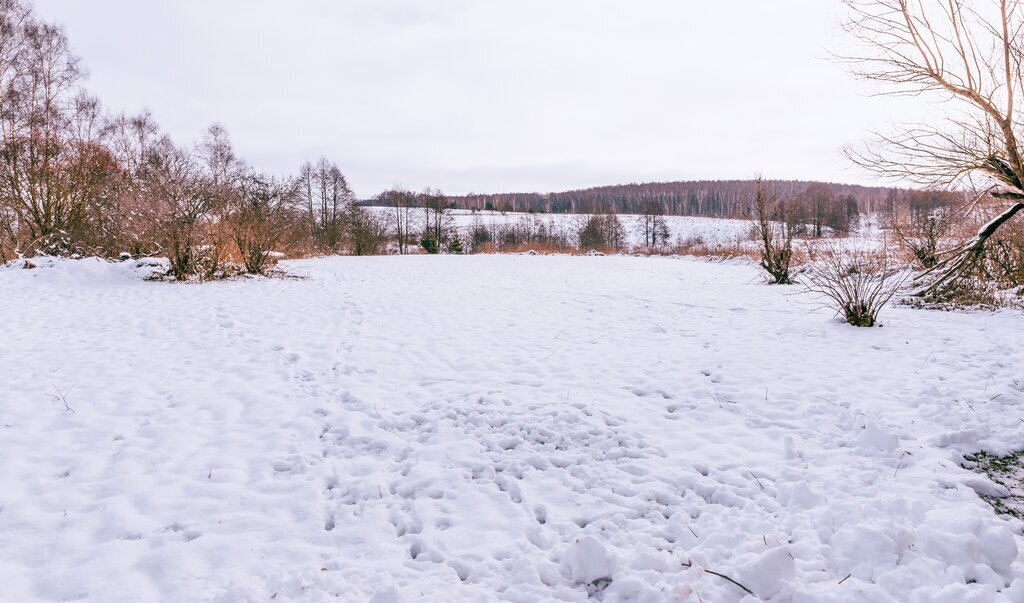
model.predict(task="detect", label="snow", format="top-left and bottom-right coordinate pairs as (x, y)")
top-left (1, 253), bottom-right (1023, 602)
top-left (369, 208), bottom-right (756, 249)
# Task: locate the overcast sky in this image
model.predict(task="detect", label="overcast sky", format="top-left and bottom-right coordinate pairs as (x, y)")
top-left (36, 0), bottom-right (931, 198)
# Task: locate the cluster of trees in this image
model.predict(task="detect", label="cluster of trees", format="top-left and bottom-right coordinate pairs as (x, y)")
top-left (444, 180), bottom-right (963, 235)
top-left (462, 210), bottom-right (672, 254)
top-left (842, 0), bottom-right (1024, 301)
top-left (371, 188), bottom-right (462, 255)
top-left (466, 216), bottom-right (573, 254)
top-left (5, 0), bottom-right (1022, 307)
top-left (0, 0), bottom-right (394, 277)
top-left (742, 0), bottom-right (1024, 320)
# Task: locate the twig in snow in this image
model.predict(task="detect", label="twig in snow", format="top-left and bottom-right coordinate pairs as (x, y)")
top-left (704, 386), bottom-right (733, 408)
top-left (681, 561), bottom-right (754, 597)
top-left (50, 386), bottom-right (76, 414)
top-left (749, 472), bottom-right (765, 490)
top-left (838, 574), bottom-right (852, 585)
top-left (894, 452), bottom-right (908, 478)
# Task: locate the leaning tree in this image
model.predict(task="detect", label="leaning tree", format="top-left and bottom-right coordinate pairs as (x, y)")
top-left (844, 0), bottom-right (1024, 294)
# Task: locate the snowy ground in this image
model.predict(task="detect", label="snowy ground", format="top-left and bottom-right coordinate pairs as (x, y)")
top-left (369, 208), bottom-right (756, 249)
top-left (1, 255), bottom-right (1023, 602)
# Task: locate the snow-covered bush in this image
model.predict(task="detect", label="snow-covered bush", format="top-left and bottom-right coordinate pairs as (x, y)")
top-left (804, 243), bottom-right (908, 327)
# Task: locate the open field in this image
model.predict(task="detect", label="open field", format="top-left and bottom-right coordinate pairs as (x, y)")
top-left (1, 255), bottom-right (1022, 602)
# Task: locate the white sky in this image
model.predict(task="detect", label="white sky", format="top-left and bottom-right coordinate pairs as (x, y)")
top-left (36, 0), bottom-right (933, 197)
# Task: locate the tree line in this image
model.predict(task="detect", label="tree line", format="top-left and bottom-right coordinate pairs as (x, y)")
top-left (0, 0), bottom-right (409, 277)
top-left (438, 180), bottom-right (964, 235)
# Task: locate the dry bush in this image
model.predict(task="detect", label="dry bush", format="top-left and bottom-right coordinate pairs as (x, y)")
top-left (347, 205), bottom-right (390, 256)
top-left (469, 240), bottom-right (497, 254)
top-left (911, 205), bottom-right (1024, 306)
top-left (891, 208), bottom-right (953, 269)
top-left (804, 243), bottom-right (909, 327)
top-left (633, 245), bottom-right (681, 257)
top-left (677, 241), bottom-right (758, 261)
top-left (749, 178), bottom-right (797, 284)
top-left (986, 219), bottom-right (1024, 290)
top-left (228, 173), bottom-right (298, 275)
top-left (136, 143), bottom-right (222, 279)
top-left (473, 241), bottom-right (576, 255)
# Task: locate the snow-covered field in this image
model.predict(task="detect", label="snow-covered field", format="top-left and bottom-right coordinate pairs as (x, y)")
top-left (2, 255), bottom-right (1023, 602)
top-left (369, 208), bottom-right (756, 249)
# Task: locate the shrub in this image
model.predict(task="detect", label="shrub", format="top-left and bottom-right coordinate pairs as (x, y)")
top-left (447, 233), bottom-right (464, 254)
top-left (749, 178), bottom-right (796, 284)
top-left (804, 243), bottom-right (908, 327)
top-left (347, 206), bottom-right (389, 256)
top-left (228, 173), bottom-right (298, 275)
top-left (420, 235), bottom-right (439, 254)
top-left (892, 208), bottom-right (953, 269)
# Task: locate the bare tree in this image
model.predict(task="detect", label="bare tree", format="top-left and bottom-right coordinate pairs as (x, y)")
top-left (229, 171), bottom-right (298, 274)
top-left (104, 110), bottom-right (167, 256)
top-left (378, 187), bottom-right (416, 254)
top-left (636, 199), bottom-right (671, 248)
top-left (798, 183), bottom-right (836, 238)
top-left (891, 207), bottom-right (953, 269)
top-left (843, 0), bottom-right (1024, 294)
top-left (137, 140), bottom-right (217, 279)
top-left (197, 123), bottom-right (242, 189)
top-left (750, 177), bottom-right (795, 284)
top-left (194, 123), bottom-right (245, 273)
top-left (298, 158), bottom-right (354, 252)
top-left (0, 3), bottom-right (120, 256)
top-left (418, 187), bottom-right (452, 254)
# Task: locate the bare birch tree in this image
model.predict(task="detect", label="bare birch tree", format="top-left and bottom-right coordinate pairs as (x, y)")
top-left (843, 0), bottom-right (1024, 294)
top-left (0, 2), bottom-right (119, 256)
top-left (298, 157), bottom-right (354, 252)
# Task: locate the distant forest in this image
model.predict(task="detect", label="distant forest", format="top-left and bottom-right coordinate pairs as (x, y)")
top-left (393, 180), bottom-right (966, 235)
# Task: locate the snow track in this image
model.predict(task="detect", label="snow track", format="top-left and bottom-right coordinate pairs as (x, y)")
top-left (1, 255), bottom-right (1023, 601)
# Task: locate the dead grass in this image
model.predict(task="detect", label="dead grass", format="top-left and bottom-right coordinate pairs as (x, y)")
top-left (472, 242), bottom-right (578, 255)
